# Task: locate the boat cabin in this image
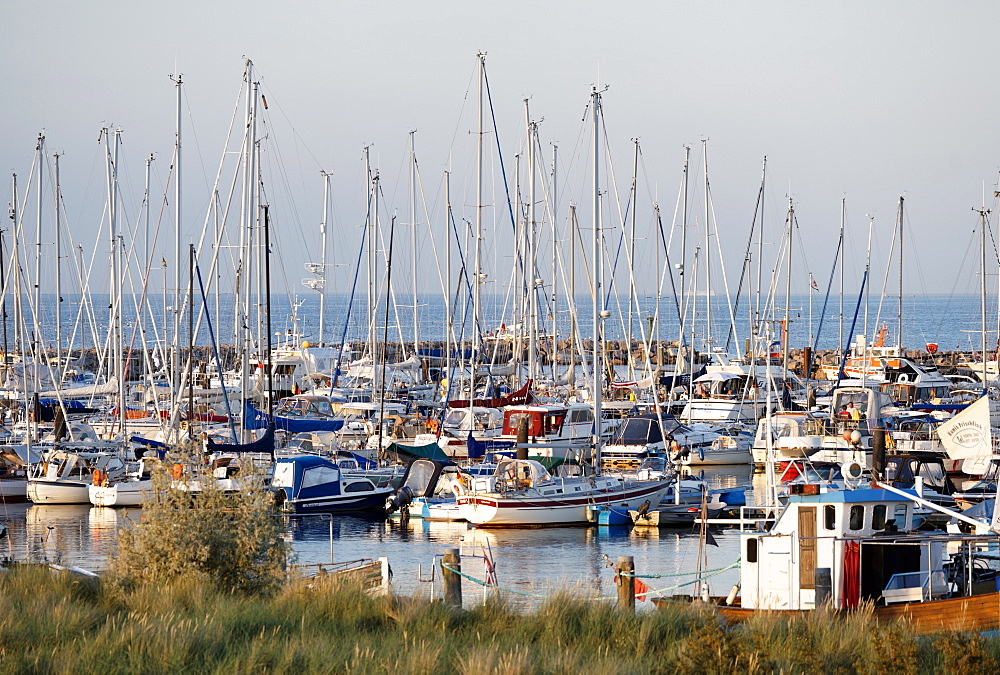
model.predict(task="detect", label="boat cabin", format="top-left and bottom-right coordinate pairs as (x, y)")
top-left (501, 404), bottom-right (594, 440)
top-left (741, 489), bottom-right (926, 611)
top-left (274, 395), bottom-right (340, 418)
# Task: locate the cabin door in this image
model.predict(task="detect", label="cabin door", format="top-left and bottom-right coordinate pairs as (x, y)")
top-left (798, 506), bottom-right (816, 589)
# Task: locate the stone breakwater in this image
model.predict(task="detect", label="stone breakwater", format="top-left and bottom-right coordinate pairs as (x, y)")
top-left (54, 341), bottom-right (973, 381)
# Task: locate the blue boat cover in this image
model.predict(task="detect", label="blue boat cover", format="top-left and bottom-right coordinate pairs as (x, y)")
top-left (243, 400), bottom-right (345, 433)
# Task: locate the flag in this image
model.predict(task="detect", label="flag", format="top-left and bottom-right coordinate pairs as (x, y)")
top-left (483, 544), bottom-right (497, 586)
top-left (769, 340), bottom-right (781, 358)
top-left (810, 274), bottom-right (819, 291)
top-left (936, 395), bottom-right (992, 460)
top-left (634, 577), bottom-right (650, 602)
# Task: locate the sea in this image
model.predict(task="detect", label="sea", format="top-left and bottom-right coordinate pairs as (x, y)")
top-left (0, 291), bottom-right (991, 605)
top-left (15, 291), bottom-right (992, 354)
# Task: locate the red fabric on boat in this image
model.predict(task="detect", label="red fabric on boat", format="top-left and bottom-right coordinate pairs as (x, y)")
top-left (842, 540), bottom-right (861, 609)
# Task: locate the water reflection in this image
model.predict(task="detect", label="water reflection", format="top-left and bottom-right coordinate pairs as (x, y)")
top-left (0, 462), bottom-right (756, 601)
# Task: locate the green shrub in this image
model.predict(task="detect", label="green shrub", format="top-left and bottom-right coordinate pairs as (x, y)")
top-left (107, 445), bottom-right (287, 597)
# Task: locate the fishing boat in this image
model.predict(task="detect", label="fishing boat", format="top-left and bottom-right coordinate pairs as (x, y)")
top-left (675, 484), bottom-right (1000, 634)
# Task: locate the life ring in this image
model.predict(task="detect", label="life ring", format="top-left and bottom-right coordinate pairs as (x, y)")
top-left (427, 419), bottom-right (439, 433)
top-left (172, 464), bottom-right (184, 480)
top-left (897, 374), bottom-right (909, 384)
top-left (92, 469), bottom-right (103, 486)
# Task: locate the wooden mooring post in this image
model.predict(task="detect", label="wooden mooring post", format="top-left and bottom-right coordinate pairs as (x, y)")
top-left (442, 548), bottom-right (462, 608)
top-left (617, 555), bottom-right (635, 612)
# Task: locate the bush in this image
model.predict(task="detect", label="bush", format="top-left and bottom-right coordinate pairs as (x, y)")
top-left (107, 445), bottom-right (287, 597)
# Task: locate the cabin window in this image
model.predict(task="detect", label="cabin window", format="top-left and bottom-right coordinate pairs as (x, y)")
top-left (746, 537), bottom-right (758, 563)
top-left (301, 466), bottom-right (340, 489)
top-left (848, 505), bottom-right (864, 530)
top-left (872, 504), bottom-right (887, 530)
top-left (344, 481), bottom-right (374, 493)
top-left (893, 504), bottom-right (907, 529)
top-left (823, 504), bottom-right (836, 530)
top-left (569, 409), bottom-right (594, 423)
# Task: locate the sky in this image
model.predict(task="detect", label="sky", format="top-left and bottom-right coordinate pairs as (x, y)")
top-left (2, 1), bottom-right (999, 315)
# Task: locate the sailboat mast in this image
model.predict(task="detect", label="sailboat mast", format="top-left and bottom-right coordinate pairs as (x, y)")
top-left (756, 157), bottom-right (766, 355)
top-left (897, 196), bottom-right (904, 346)
top-left (34, 133), bottom-right (43, 346)
top-left (551, 144), bottom-right (559, 381)
top-left (679, 146), bottom-right (690, 373)
top-left (702, 140), bottom-right (711, 354)
top-left (627, 139), bottom-right (638, 380)
top-left (319, 171), bottom-right (331, 345)
top-left (172, 73), bottom-right (183, 405)
top-left (981, 206), bottom-right (989, 388)
top-left (783, 198), bottom-right (793, 375)
top-left (591, 86), bottom-right (603, 466)
top-left (527, 104), bottom-right (537, 382)
top-left (53, 152), bottom-right (63, 375)
top-left (473, 53), bottom-right (485, 402)
top-left (839, 197), bottom-right (845, 352)
top-left (409, 130), bottom-right (418, 357)
top-left (444, 170), bottom-right (452, 404)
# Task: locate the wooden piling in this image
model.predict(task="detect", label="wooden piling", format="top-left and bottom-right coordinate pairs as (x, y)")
top-left (617, 556), bottom-right (635, 612)
top-left (442, 548), bottom-right (462, 608)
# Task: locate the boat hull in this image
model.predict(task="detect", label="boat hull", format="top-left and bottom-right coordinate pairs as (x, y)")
top-left (704, 591), bottom-right (1000, 635)
top-left (458, 481), bottom-right (669, 527)
top-left (27, 479), bottom-right (91, 504)
top-left (89, 482), bottom-right (148, 507)
top-left (283, 487), bottom-right (394, 514)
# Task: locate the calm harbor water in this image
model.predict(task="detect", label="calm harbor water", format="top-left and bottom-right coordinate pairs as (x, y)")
top-left (0, 466), bottom-right (756, 606)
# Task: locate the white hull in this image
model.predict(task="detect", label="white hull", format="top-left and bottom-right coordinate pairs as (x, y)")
top-left (88, 481), bottom-right (149, 507)
top-left (457, 481), bottom-right (669, 527)
top-left (27, 479), bottom-right (92, 504)
top-left (0, 478), bottom-right (28, 501)
top-left (681, 448), bottom-right (753, 466)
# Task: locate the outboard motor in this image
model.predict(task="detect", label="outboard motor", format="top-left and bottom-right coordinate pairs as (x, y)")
top-left (385, 486), bottom-right (414, 515)
top-left (384, 458), bottom-right (454, 514)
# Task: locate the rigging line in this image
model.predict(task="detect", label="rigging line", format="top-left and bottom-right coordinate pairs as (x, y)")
top-left (812, 228), bottom-right (843, 352)
top-left (257, 80), bottom-right (325, 172)
top-left (481, 65), bottom-right (519, 237)
top-left (195, 262), bottom-right (237, 440)
top-left (181, 84), bottom-right (213, 205)
top-left (330, 198), bottom-right (370, 389)
top-left (723, 174), bottom-right (764, 354)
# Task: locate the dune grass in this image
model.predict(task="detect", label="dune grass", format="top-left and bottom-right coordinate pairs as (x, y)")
top-left (1, 564), bottom-right (998, 674)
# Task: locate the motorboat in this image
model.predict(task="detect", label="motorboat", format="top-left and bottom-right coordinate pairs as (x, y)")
top-left (271, 455), bottom-right (394, 513)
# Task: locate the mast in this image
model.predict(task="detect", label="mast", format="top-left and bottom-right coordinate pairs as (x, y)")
top-left (897, 195), bottom-right (904, 346)
top-left (33, 133), bottom-right (43, 351)
top-left (702, 140), bottom-right (711, 355)
top-left (409, 130), bottom-right (418, 357)
top-left (627, 139), bottom-right (638, 381)
top-left (53, 152), bottom-right (63, 378)
top-left (839, 197), bottom-right (845, 352)
top-left (444, 170), bottom-right (452, 406)
top-left (527, 103), bottom-right (538, 382)
top-left (172, 72), bottom-right (183, 407)
top-left (550, 144), bottom-right (559, 381)
top-left (981, 205), bottom-right (989, 389)
top-left (783, 197), bottom-right (793, 375)
top-left (473, 53), bottom-right (485, 403)
top-left (591, 85), bottom-right (604, 466)
top-left (319, 170), bottom-right (331, 345)
top-left (756, 157), bottom-right (767, 356)
top-left (679, 146), bottom-right (690, 374)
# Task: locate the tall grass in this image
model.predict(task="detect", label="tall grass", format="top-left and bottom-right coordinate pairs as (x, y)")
top-left (1, 565), bottom-right (998, 674)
